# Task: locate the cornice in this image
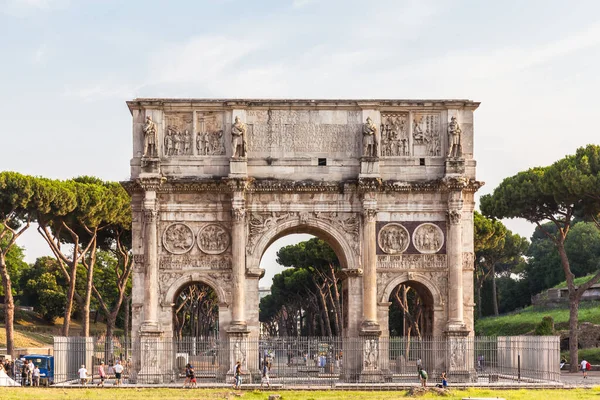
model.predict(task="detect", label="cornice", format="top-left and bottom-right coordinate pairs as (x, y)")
top-left (121, 177), bottom-right (484, 195)
top-left (126, 98), bottom-right (481, 114)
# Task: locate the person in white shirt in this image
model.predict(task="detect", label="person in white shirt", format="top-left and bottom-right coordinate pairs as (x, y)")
top-left (113, 360), bottom-right (124, 386)
top-left (32, 365), bottom-right (40, 387)
top-left (78, 365), bottom-right (88, 385)
top-left (580, 359), bottom-right (590, 378)
top-left (27, 360), bottom-right (34, 385)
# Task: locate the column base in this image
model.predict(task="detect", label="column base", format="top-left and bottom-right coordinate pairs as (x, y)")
top-left (360, 320), bottom-right (382, 335)
top-left (226, 321), bottom-right (249, 333)
top-left (140, 321), bottom-right (161, 333)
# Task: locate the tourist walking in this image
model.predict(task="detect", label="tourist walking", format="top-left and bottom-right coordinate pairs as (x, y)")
top-left (233, 361), bottom-right (242, 390)
top-left (418, 366), bottom-right (428, 387)
top-left (20, 360), bottom-right (28, 386)
top-left (580, 359), bottom-right (590, 378)
top-left (183, 363), bottom-right (191, 388)
top-left (260, 359), bottom-right (270, 388)
top-left (113, 360), bottom-right (124, 386)
top-left (189, 365), bottom-right (197, 388)
top-left (97, 361), bottom-right (107, 387)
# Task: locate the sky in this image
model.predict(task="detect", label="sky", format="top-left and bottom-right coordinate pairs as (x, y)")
top-left (1, 0), bottom-right (600, 286)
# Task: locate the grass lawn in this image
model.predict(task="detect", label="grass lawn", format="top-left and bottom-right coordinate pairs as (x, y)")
top-left (1, 388), bottom-right (600, 400)
top-left (475, 301), bottom-right (600, 336)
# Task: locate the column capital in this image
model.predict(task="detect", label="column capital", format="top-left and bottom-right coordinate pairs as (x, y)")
top-left (231, 208), bottom-right (246, 222)
top-left (447, 209), bottom-right (462, 225)
top-left (362, 208), bottom-right (377, 222)
top-left (143, 209), bottom-right (158, 224)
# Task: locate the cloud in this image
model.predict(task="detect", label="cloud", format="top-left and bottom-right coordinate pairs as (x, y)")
top-left (1, 0), bottom-right (66, 15)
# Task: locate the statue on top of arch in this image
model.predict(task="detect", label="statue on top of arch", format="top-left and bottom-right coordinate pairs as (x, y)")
top-left (362, 116), bottom-right (379, 158)
top-left (447, 116), bottom-right (463, 158)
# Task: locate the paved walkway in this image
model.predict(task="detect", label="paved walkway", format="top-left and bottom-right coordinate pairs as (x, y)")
top-left (561, 370), bottom-right (600, 388)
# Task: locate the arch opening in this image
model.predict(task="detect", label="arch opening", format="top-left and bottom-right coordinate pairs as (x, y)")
top-left (172, 281), bottom-right (219, 341)
top-left (388, 280), bottom-right (434, 338)
top-left (257, 231), bottom-right (347, 338)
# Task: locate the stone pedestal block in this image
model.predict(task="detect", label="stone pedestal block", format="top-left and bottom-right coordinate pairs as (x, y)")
top-left (136, 331), bottom-right (173, 384)
top-left (446, 332), bottom-right (476, 382)
top-left (359, 333), bottom-right (384, 382)
top-left (141, 157), bottom-right (160, 174)
top-left (359, 157), bottom-right (380, 178)
top-left (445, 157), bottom-right (465, 175)
top-left (229, 158), bottom-right (248, 177)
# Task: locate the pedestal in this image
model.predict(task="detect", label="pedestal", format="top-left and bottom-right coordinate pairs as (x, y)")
top-left (141, 157), bottom-right (160, 174)
top-left (445, 330), bottom-right (476, 382)
top-left (226, 328), bottom-right (257, 383)
top-left (445, 157), bottom-right (465, 175)
top-left (359, 157), bottom-right (380, 178)
top-left (136, 330), bottom-right (172, 384)
top-left (359, 332), bottom-right (384, 382)
top-left (229, 158), bottom-right (248, 178)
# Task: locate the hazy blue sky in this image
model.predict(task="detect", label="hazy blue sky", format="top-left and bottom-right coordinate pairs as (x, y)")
top-left (2, 0), bottom-right (600, 285)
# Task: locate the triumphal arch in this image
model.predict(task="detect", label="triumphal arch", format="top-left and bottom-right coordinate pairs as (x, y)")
top-left (124, 98), bottom-right (482, 382)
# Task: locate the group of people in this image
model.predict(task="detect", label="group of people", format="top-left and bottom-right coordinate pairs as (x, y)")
top-left (77, 360), bottom-right (124, 386)
top-left (20, 360), bottom-right (41, 386)
top-left (182, 363), bottom-right (197, 388)
top-left (416, 358), bottom-right (448, 388)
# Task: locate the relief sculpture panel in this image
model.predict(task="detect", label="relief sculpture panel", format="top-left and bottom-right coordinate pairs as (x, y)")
top-left (378, 254), bottom-right (447, 269)
top-left (162, 223), bottom-right (195, 254)
top-left (378, 223), bottom-right (410, 254)
top-left (413, 223), bottom-right (444, 254)
top-left (196, 112), bottom-right (225, 156)
top-left (381, 112), bottom-right (410, 156)
top-left (164, 112), bottom-right (193, 156)
top-left (412, 113), bottom-right (441, 157)
top-left (198, 224), bottom-right (231, 255)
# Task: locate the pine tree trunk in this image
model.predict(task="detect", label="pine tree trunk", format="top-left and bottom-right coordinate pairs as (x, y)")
top-left (82, 242), bottom-right (96, 337)
top-left (477, 283), bottom-right (483, 319)
top-left (62, 251), bottom-right (79, 336)
top-left (0, 253), bottom-right (15, 358)
top-left (568, 296), bottom-right (579, 373)
top-left (492, 264), bottom-right (499, 316)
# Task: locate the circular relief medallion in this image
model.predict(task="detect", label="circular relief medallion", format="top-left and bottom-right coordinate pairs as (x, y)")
top-left (197, 224), bottom-right (230, 255)
top-left (412, 223), bottom-right (444, 254)
top-left (378, 223), bottom-right (410, 254)
top-left (162, 223), bottom-right (195, 255)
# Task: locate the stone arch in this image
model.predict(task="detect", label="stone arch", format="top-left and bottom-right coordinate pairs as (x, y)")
top-left (246, 215), bottom-right (359, 271)
top-left (380, 272), bottom-right (443, 310)
top-left (164, 273), bottom-right (228, 307)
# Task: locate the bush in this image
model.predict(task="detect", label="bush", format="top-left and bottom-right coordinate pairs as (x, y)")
top-left (534, 316), bottom-right (555, 335)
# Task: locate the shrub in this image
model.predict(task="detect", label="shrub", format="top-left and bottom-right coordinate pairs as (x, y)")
top-left (534, 316), bottom-right (555, 335)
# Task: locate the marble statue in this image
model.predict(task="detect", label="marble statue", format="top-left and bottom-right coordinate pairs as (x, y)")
top-left (143, 116), bottom-right (157, 157)
top-left (447, 116), bottom-right (462, 157)
top-left (231, 116), bottom-right (247, 158)
top-left (362, 117), bottom-right (378, 157)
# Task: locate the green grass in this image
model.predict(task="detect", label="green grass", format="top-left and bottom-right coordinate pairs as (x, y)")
top-left (475, 301), bottom-right (600, 336)
top-left (1, 388), bottom-right (600, 400)
top-left (554, 274), bottom-right (598, 289)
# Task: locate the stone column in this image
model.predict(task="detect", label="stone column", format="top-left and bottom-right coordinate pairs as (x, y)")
top-left (141, 189), bottom-right (159, 331)
top-left (361, 205), bottom-right (379, 332)
top-left (229, 190), bottom-right (248, 330)
top-left (446, 190), bottom-right (465, 330)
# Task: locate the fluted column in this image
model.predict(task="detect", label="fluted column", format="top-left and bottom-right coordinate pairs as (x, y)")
top-left (361, 204), bottom-right (380, 333)
top-left (447, 190), bottom-right (465, 330)
top-left (142, 190), bottom-right (159, 330)
top-left (230, 194), bottom-right (247, 330)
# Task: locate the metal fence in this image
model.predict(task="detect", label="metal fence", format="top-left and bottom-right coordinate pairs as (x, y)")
top-left (53, 335), bottom-right (560, 386)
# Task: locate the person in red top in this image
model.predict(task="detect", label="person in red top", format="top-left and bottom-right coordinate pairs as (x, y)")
top-left (580, 359), bottom-right (590, 378)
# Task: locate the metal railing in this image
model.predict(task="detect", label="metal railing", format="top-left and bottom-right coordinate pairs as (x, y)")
top-left (53, 335), bottom-right (560, 386)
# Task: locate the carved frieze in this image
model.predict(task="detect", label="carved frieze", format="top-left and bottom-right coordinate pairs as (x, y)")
top-left (196, 112), bottom-right (225, 156)
top-left (158, 272), bottom-right (181, 296)
top-left (315, 212), bottom-right (360, 254)
top-left (363, 338), bottom-right (379, 369)
top-left (380, 112), bottom-right (410, 157)
top-left (159, 254), bottom-right (232, 270)
top-left (197, 224), bottom-right (230, 255)
top-left (413, 223), bottom-right (444, 254)
top-left (162, 223), bottom-right (195, 254)
top-left (164, 112), bottom-right (193, 156)
top-left (413, 113), bottom-right (441, 157)
top-left (377, 254), bottom-right (447, 269)
top-left (378, 223), bottom-right (409, 254)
